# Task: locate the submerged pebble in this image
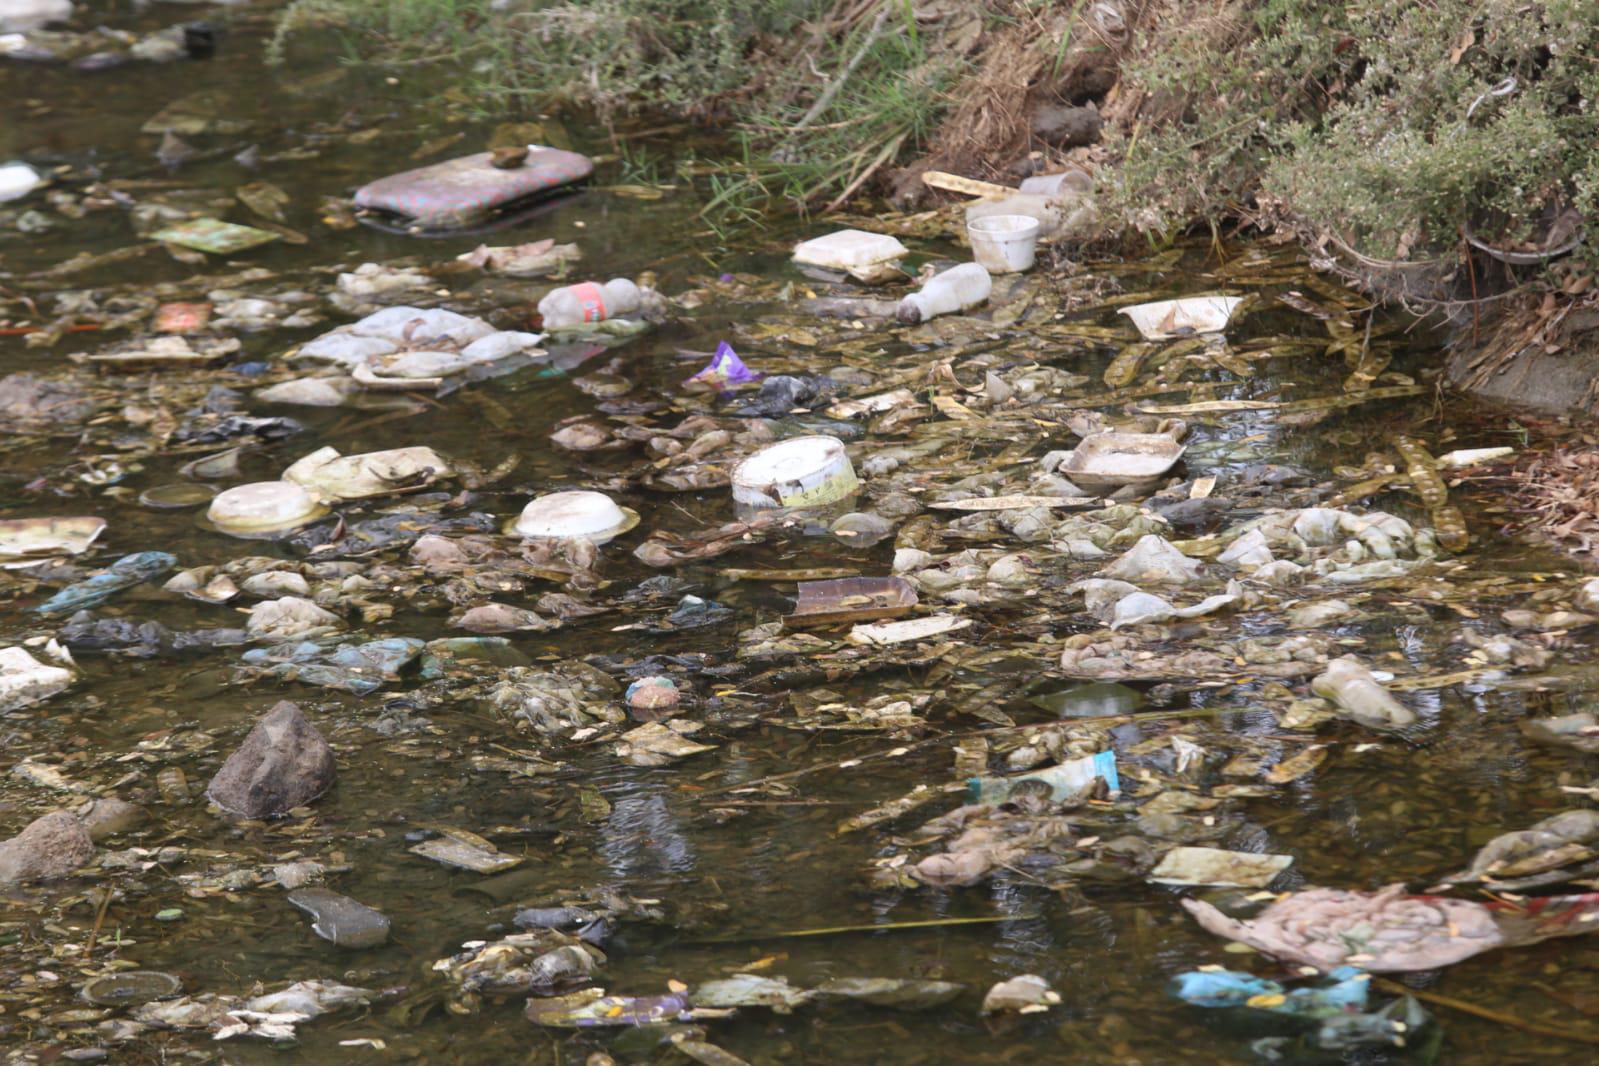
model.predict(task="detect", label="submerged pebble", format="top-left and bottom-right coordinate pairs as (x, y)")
top-left (287, 887), bottom-right (392, 949)
top-left (81, 971), bottom-right (182, 1007)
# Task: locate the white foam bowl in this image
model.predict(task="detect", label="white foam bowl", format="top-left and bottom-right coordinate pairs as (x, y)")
top-left (511, 490), bottom-right (639, 544)
top-left (207, 481), bottom-right (328, 537)
top-left (732, 435), bottom-right (859, 511)
top-left (967, 214), bottom-right (1040, 274)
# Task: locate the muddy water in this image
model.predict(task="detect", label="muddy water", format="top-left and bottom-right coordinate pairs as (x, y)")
top-left (4, 5), bottom-right (1599, 1065)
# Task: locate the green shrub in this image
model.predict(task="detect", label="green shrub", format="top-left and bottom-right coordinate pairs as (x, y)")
top-left (273, 0), bottom-right (830, 116)
top-left (1111, 0), bottom-right (1599, 267)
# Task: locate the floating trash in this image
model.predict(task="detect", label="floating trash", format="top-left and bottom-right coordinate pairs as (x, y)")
top-left (731, 435), bottom-right (858, 512)
top-left (409, 827), bottom-right (523, 873)
top-left (1170, 965), bottom-right (1369, 1017)
top-left (33, 552), bottom-right (175, 614)
top-left (1311, 656), bottom-right (1416, 731)
top-left (1119, 295), bottom-right (1245, 340)
top-left (0, 515), bottom-right (105, 568)
top-left (847, 614), bottom-right (970, 646)
top-left (967, 213), bottom-right (1040, 274)
top-left (510, 490), bottom-right (639, 544)
top-left (785, 576), bottom-right (918, 628)
top-left (539, 278), bottom-right (646, 329)
top-left (179, 446), bottom-right (245, 481)
top-left (684, 341), bottom-right (759, 392)
top-left (1029, 681), bottom-right (1143, 718)
top-left (139, 483), bottom-right (217, 510)
top-left (1149, 846), bottom-right (1294, 888)
top-left (81, 970), bottom-right (182, 1007)
top-left (293, 305), bottom-right (543, 384)
top-left (968, 750), bottom-right (1118, 804)
top-left (792, 229), bottom-right (907, 283)
top-left (282, 445), bottom-right (451, 503)
top-left (151, 217), bottom-right (281, 255)
top-left (354, 146), bottom-right (594, 231)
top-left (455, 238), bottom-right (582, 277)
top-left (895, 262), bottom-right (991, 324)
top-left (525, 989), bottom-right (691, 1028)
top-left (0, 161), bottom-right (43, 203)
top-left (1061, 431), bottom-right (1186, 493)
top-left (0, 644), bottom-right (74, 711)
top-left (206, 481), bottom-right (329, 537)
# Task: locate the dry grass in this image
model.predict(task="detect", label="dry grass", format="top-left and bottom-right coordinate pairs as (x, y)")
top-left (1498, 443), bottom-right (1599, 559)
top-left (886, 1), bottom-right (1144, 205)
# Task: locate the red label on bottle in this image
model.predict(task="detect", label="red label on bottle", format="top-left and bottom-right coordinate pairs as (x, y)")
top-left (569, 282), bottom-right (607, 323)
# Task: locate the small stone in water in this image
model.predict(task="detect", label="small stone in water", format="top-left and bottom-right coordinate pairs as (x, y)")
top-left (154, 908), bottom-right (184, 922)
top-left (272, 860), bottom-right (325, 890)
top-left (626, 676), bottom-right (679, 715)
top-left (80, 970), bottom-right (182, 1007)
top-left (490, 145), bottom-right (529, 169)
top-left (287, 887), bottom-right (391, 949)
top-left (138, 483), bottom-right (218, 510)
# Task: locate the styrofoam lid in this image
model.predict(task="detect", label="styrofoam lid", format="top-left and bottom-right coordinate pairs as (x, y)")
top-left (513, 490), bottom-right (636, 541)
top-left (732, 435), bottom-right (858, 509)
top-left (739, 437), bottom-right (842, 483)
top-left (792, 229), bottom-right (908, 270)
top-left (207, 481), bottom-right (322, 532)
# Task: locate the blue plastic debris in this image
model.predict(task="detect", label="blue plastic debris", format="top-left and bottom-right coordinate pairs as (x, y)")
top-left (1170, 966), bottom-right (1370, 1019)
top-left (968, 749), bottom-right (1119, 804)
top-left (33, 551), bottom-right (177, 615)
top-left (240, 637), bottom-right (425, 695)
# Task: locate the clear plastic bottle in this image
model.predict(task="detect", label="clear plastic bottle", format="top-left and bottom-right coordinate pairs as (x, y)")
top-left (895, 263), bottom-right (992, 325)
top-left (537, 279), bottom-right (643, 328)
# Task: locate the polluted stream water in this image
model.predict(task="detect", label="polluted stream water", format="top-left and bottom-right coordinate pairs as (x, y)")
top-left (3, 5), bottom-right (1599, 1065)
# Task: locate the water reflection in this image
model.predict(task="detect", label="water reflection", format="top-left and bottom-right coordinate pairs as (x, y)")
top-left (600, 783), bottom-right (698, 880)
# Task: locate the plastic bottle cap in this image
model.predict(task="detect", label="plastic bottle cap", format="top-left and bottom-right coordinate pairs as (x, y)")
top-left (732, 435), bottom-right (859, 510)
top-left (510, 490), bottom-right (639, 544)
top-left (206, 481), bottom-right (327, 535)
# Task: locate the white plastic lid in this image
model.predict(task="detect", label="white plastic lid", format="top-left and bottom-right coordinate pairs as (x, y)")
top-left (207, 481), bottom-right (324, 534)
top-left (732, 435), bottom-right (859, 510)
top-left (512, 490), bottom-right (638, 543)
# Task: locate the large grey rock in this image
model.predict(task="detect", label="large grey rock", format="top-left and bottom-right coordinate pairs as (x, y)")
top-left (206, 701), bottom-right (336, 819)
top-left (0, 810), bottom-right (94, 883)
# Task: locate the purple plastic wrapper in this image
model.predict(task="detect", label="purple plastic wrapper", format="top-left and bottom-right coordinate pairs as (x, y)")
top-left (685, 342), bottom-right (759, 392)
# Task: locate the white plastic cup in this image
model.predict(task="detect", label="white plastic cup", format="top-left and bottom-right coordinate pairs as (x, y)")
top-left (967, 214), bottom-right (1040, 274)
top-left (1018, 170), bottom-right (1094, 198)
top-left (206, 481), bottom-right (328, 537)
top-left (510, 490), bottom-right (639, 544)
top-left (732, 436), bottom-right (859, 512)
